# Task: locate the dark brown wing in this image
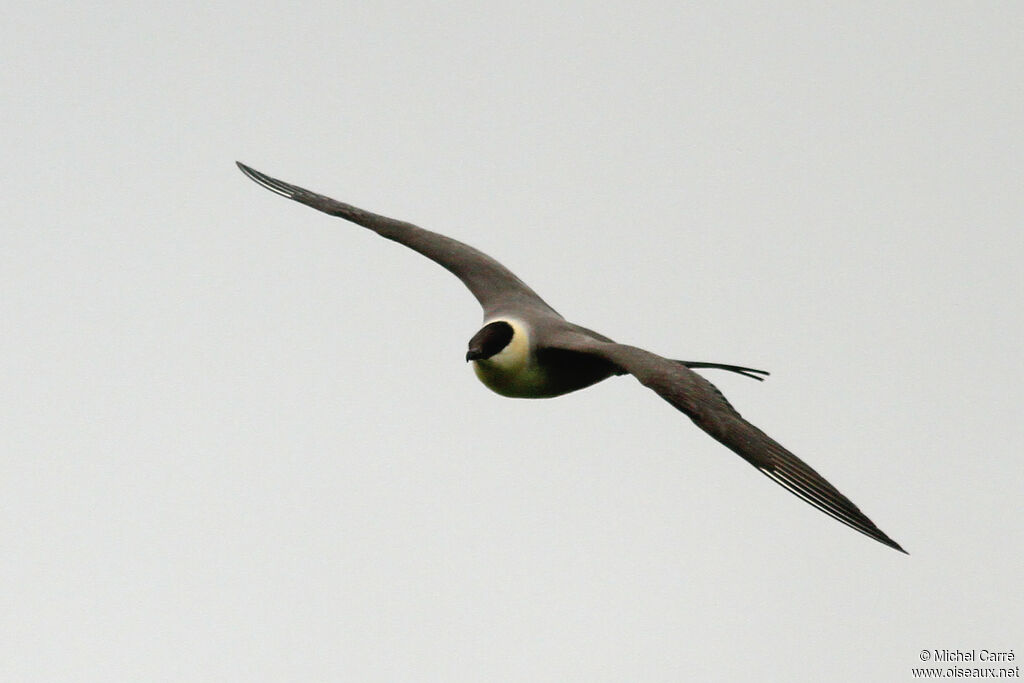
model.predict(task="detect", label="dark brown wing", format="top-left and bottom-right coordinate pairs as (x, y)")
top-left (237, 162), bottom-right (559, 318)
top-left (555, 336), bottom-right (906, 553)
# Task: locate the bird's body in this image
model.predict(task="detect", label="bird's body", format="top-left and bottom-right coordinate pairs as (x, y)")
top-left (469, 317), bottom-right (619, 398)
top-left (237, 161), bottom-right (906, 554)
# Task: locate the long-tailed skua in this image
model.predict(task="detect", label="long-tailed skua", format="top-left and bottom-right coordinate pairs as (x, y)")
top-left (237, 161), bottom-right (906, 553)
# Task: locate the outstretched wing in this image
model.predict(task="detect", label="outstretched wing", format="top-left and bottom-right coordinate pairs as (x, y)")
top-left (237, 162), bottom-right (559, 317)
top-left (555, 335), bottom-right (906, 553)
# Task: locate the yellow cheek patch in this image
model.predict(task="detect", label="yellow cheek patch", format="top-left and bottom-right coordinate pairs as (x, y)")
top-left (484, 318), bottom-right (530, 371)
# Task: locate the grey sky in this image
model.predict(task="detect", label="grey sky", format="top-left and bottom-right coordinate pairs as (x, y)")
top-left (3, 2), bottom-right (1022, 681)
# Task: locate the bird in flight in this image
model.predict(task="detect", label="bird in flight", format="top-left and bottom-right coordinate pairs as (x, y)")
top-left (237, 162), bottom-right (906, 553)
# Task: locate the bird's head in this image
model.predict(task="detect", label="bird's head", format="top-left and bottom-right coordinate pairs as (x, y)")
top-left (465, 320), bottom-right (515, 362)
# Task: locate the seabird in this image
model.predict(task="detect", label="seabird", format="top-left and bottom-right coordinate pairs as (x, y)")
top-left (237, 161), bottom-right (906, 554)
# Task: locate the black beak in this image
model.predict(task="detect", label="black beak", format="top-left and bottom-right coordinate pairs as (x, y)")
top-left (466, 348), bottom-right (484, 362)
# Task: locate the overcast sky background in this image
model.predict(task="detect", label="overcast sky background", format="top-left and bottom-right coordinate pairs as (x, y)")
top-left (3, 2), bottom-right (1022, 681)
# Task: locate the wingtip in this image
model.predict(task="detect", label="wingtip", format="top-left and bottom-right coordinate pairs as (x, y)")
top-left (235, 161), bottom-right (298, 200)
top-left (858, 520), bottom-right (908, 554)
top-left (877, 533), bottom-right (908, 554)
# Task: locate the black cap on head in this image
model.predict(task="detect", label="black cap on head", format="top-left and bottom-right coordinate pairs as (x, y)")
top-left (466, 321), bottom-right (514, 361)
